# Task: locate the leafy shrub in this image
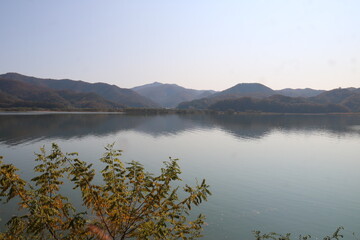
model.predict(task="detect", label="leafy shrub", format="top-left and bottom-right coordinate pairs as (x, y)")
top-left (0, 144), bottom-right (211, 240)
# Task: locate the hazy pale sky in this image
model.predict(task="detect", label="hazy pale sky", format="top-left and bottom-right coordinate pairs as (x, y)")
top-left (1, 0), bottom-right (360, 91)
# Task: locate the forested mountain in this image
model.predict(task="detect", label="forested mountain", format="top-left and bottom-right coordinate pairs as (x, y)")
top-left (2, 72), bottom-right (360, 113)
top-left (0, 78), bottom-right (124, 109)
top-left (178, 83), bottom-right (360, 113)
top-left (177, 83), bottom-right (277, 110)
top-left (0, 73), bottom-right (158, 108)
top-left (132, 82), bottom-right (216, 108)
top-left (211, 83), bottom-right (276, 99)
top-left (208, 95), bottom-right (349, 113)
top-left (309, 88), bottom-right (360, 112)
top-left (276, 88), bottom-right (324, 97)
top-left (310, 88), bottom-right (356, 104)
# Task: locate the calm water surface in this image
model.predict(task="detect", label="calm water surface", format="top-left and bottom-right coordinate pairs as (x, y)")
top-left (0, 112), bottom-right (360, 239)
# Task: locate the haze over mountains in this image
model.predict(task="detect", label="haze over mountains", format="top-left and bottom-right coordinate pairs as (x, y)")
top-left (132, 82), bottom-right (216, 108)
top-left (1, 72), bottom-right (360, 113)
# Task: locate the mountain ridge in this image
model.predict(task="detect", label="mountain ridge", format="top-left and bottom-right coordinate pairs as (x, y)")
top-left (2, 72), bottom-right (360, 113)
top-left (177, 83), bottom-right (360, 113)
top-left (132, 82), bottom-right (216, 108)
top-left (0, 78), bottom-right (125, 109)
top-left (276, 88), bottom-right (325, 97)
top-left (0, 73), bottom-right (158, 108)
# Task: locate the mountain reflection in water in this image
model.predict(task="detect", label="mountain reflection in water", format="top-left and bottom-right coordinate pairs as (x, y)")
top-left (1, 112), bottom-right (360, 239)
top-left (1, 113), bottom-right (360, 146)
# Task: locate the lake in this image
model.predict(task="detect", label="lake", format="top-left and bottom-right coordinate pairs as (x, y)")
top-left (0, 112), bottom-right (360, 239)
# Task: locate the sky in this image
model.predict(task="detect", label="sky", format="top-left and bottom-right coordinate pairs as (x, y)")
top-left (1, 0), bottom-right (360, 91)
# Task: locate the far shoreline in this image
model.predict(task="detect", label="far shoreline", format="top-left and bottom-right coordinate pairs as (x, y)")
top-left (1, 108), bottom-right (360, 116)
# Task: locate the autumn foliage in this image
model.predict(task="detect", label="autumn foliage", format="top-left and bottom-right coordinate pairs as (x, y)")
top-left (0, 144), bottom-right (211, 239)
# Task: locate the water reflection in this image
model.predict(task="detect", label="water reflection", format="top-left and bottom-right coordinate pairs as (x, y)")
top-left (1, 112), bottom-right (360, 239)
top-left (1, 113), bottom-right (360, 146)
top-left (207, 114), bottom-right (360, 139)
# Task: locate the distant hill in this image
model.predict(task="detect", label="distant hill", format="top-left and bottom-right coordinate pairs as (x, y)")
top-left (309, 88), bottom-right (360, 112)
top-left (0, 78), bottom-right (124, 109)
top-left (178, 83), bottom-right (276, 109)
top-left (0, 73), bottom-right (158, 108)
top-left (276, 88), bottom-right (324, 97)
top-left (177, 83), bottom-right (360, 113)
top-left (132, 82), bottom-right (216, 108)
top-left (177, 98), bottom-right (214, 110)
top-left (131, 82), bottom-right (163, 91)
top-left (341, 94), bottom-right (360, 112)
top-left (208, 95), bottom-right (349, 113)
top-left (351, 88), bottom-right (360, 94)
top-left (310, 88), bottom-right (356, 104)
top-left (211, 83), bottom-right (276, 99)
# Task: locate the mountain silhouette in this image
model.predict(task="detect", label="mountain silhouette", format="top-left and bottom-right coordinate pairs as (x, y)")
top-left (0, 73), bottom-right (158, 108)
top-left (132, 82), bottom-right (215, 108)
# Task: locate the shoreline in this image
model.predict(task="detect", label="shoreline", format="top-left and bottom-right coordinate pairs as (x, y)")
top-left (1, 108), bottom-right (360, 116)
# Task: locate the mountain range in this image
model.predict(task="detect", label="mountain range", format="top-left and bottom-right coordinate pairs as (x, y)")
top-left (178, 84), bottom-right (360, 113)
top-left (1, 72), bottom-right (360, 113)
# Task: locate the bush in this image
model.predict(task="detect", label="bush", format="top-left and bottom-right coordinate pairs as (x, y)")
top-left (252, 226), bottom-right (345, 240)
top-left (0, 143), bottom-right (211, 240)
